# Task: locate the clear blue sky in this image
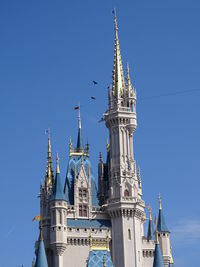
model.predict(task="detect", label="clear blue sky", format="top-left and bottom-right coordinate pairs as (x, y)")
top-left (0, 1), bottom-right (199, 266)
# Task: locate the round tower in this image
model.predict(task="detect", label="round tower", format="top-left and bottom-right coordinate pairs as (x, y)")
top-left (50, 153), bottom-right (68, 267)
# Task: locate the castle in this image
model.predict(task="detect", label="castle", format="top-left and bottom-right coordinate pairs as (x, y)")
top-left (33, 12), bottom-right (174, 267)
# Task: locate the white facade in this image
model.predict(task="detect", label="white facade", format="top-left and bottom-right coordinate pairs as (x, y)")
top-left (37, 12), bottom-right (173, 267)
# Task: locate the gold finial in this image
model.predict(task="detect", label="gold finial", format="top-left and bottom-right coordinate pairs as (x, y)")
top-left (147, 204), bottom-right (152, 221)
top-left (45, 128), bottom-right (54, 188)
top-left (159, 193), bottom-right (162, 210)
top-left (126, 63), bottom-right (132, 91)
top-left (56, 152), bottom-right (60, 174)
top-left (114, 8), bottom-right (118, 33)
top-left (48, 128), bottom-right (51, 153)
top-left (154, 215), bottom-right (159, 244)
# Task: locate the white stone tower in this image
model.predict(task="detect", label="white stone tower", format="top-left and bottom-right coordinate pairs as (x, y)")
top-left (50, 153), bottom-right (67, 267)
top-left (104, 11), bottom-right (145, 267)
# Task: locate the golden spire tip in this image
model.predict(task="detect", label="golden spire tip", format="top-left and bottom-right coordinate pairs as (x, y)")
top-left (56, 152), bottom-right (60, 174)
top-left (147, 204), bottom-right (152, 220)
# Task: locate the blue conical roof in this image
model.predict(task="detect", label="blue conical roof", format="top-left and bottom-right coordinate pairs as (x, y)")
top-left (157, 208), bottom-right (169, 233)
top-left (51, 171), bottom-right (66, 201)
top-left (147, 218), bottom-right (155, 241)
top-left (35, 239), bottom-right (48, 267)
top-left (153, 243), bottom-right (165, 267)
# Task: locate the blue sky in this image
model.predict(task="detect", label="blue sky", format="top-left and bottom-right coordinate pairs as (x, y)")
top-left (0, 0), bottom-right (200, 266)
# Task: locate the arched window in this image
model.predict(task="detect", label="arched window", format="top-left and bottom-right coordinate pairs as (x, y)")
top-left (124, 189), bottom-right (129, 197)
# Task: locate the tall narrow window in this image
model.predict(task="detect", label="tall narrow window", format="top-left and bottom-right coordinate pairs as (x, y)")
top-left (79, 204), bottom-right (88, 217)
top-left (128, 229), bottom-right (131, 240)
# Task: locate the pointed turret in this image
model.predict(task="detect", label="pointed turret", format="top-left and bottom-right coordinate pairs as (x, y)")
top-left (112, 9), bottom-right (125, 97)
top-left (157, 193), bottom-right (172, 266)
top-left (147, 205), bottom-right (155, 241)
top-left (157, 193), bottom-right (169, 233)
top-left (51, 153), bottom-right (66, 201)
top-left (153, 217), bottom-right (165, 267)
top-left (44, 130), bottom-right (54, 189)
top-left (77, 109), bottom-right (83, 150)
top-left (153, 233), bottom-right (165, 267)
top-left (35, 226), bottom-right (48, 267)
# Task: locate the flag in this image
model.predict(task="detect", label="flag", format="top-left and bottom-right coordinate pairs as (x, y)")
top-left (32, 215), bottom-right (41, 222)
top-left (74, 106), bottom-right (79, 110)
top-left (44, 129), bottom-right (49, 135)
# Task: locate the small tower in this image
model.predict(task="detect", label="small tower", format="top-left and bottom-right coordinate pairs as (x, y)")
top-left (35, 226), bottom-right (49, 267)
top-left (104, 11), bottom-right (145, 267)
top-left (157, 194), bottom-right (172, 267)
top-left (50, 153), bottom-right (67, 267)
top-left (153, 219), bottom-right (165, 267)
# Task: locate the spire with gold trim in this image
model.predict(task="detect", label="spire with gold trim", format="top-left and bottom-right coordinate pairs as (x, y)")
top-left (35, 222), bottom-right (48, 267)
top-left (50, 153), bottom-right (66, 201)
top-left (44, 129), bottom-right (54, 189)
top-left (153, 216), bottom-right (165, 267)
top-left (157, 193), bottom-right (169, 233)
top-left (112, 9), bottom-right (125, 97)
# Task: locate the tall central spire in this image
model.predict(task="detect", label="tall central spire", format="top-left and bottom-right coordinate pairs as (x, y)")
top-left (112, 10), bottom-right (125, 97)
top-left (76, 109), bottom-right (83, 150)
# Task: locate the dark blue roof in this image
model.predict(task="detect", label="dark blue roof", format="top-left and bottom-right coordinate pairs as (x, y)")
top-left (88, 250), bottom-right (113, 267)
top-left (67, 219), bottom-right (111, 228)
top-left (147, 219), bottom-right (155, 241)
top-left (77, 127), bottom-right (83, 149)
top-left (35, 239), bottom-right (48, 267)
top-left (64, 155), bottom-right (99, 206)
top-left (51, 172), bottom-right (67, 201)
top-left (157, 209), bottom-right (169, 233)
top-left (153, 244), bottom-right (165, 267)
